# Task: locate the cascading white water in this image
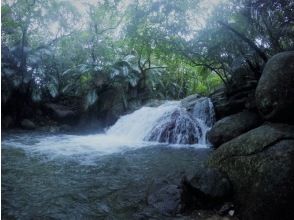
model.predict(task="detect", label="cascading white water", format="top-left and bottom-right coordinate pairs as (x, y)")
top-left (3, 98), bottom-right (215, 159)
top-left (144, 97), bottom-right (215, 145)
top-left (106, 101), bottom-right (180, 141)
top-left (192, 97), bottom-right (216, 144)
top-left (192, 97), bottom-right (215, 128)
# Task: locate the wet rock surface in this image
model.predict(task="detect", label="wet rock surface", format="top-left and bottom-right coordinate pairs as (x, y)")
top-left (146, 108), bottom-right (202, 144)
top-left (256, 51), bottom-right (294, 123)
top-left (180, 167), bottom-right (232, 213)
top-left (147, 184), bottom-right (182, 216)
top-left (207, 111), bottom-right (261, 147)
top-left (208, 123), bottom-right (294, 220)
top-left (181, 94), bottom-right (201, 112)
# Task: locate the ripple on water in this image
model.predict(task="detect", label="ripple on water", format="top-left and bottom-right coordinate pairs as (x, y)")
top-left (2, 132), bottom-right (211, 219)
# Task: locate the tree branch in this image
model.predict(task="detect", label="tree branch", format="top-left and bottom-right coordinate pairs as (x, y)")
top-left (218, 21), bottom-right (268, 62)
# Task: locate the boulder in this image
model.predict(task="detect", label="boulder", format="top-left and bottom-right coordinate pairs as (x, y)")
top-left (181, 94), bottom-right (201, 112)
top-left (208, 123), bottom-right (294, 220)
top-left (21, 119), bottom-right (36, 130)
top-left (145, 108), bottom-right (202, 144)
top-left (147, 184), bottom-right (181, 216)
top-left (210, 87), bottom-right (255, 120)
top-left (181, 168), bottom-right (232, 213)
top-left (189, 168), bottom-right (232, 199)
top-left (43, 103), bottom-right (78, 124)
top-left (255, 51), bottom-right (294, 123)
top-left (207, 111), bottom-right (262, 147)
top-left (210, 65), bottom-right (258, 120)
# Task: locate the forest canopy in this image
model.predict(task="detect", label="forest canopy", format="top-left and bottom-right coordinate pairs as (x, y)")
top-left (2, 0), bottom-right (294, 114)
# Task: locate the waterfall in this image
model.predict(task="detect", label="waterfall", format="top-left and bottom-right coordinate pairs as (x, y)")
top-left (192, 97), bottom-right (216, 144)
top-left (106, 101), bottom-right (180, 141)
top-left (192, 97), bottom-right (215, 128)
top-left (3, 98), bottom-right (215, 159)
top-left (143, 97), bottom-right (215, 145)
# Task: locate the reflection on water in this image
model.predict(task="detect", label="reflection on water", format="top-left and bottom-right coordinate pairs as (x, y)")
top-left (2, 132), bottom-right (211, 219)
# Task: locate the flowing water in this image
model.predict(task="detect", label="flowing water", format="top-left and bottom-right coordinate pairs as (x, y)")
top-left (2, 100), bottom-right (215, 219)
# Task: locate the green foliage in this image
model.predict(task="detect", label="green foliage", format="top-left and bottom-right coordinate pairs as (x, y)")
top-left (2, 0), bottom-right (292, 113)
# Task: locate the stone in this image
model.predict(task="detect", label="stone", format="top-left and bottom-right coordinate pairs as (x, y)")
top-left (208, 123), bottom-right (294, 220)
top-left (180, 168), bottom-right (232, 213)
top-left (44, 103), bottom-right (77, 121)
top-left (21, 119), bottom-right (36, 130)
top-left (147, 184), bottom-right (181, 216)
top-left (145, 108), bottom-right (202, 144)
top-left (210, 65), bottom-right (258, 120)
top-left (255, 51), bottom-right (294, 123)
top-left (181, 94), bottom-right (201, 112)
top-left (210, 87), bottom-right (251, 120)
top-left (207, 111), bottom-right (262, 147)
top-left (189, 168), bottom-right (232, 199)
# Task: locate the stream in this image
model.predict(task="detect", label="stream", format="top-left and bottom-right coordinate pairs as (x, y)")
top-left (2, 100), bottom-right (214, 219)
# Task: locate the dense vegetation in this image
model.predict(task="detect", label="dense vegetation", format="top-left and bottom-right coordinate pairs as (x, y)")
top-left (2, 0), bottom-right (294, 127)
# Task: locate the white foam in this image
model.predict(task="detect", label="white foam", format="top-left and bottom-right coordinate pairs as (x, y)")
top-left (2, 100), bottom-right (213, 160)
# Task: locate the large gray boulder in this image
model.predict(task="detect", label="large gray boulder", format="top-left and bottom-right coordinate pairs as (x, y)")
top-left (147, 184), bottom-right (181, 216)
top-left (180, 167), bottom-right (232, 213)
top-left (256, 51), bottom-right (294, 123)
top-left (208, 123), bottom-right (294, 220)
top-left (207, 111), bottom-right (261, 147)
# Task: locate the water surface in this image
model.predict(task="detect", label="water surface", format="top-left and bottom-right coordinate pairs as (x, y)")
top-left (2, 131), bottom-right (211, 219)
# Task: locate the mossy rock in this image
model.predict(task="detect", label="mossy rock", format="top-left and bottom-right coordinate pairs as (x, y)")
top-left (256, 51), bottom-right (294, 123)
top-left (208, 123), bottom-right (294, 220)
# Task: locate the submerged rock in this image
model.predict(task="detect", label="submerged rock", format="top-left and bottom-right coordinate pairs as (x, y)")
top-left (147, 184), bottom-right (181, 216)
top-left (20, 119), bottom-right (36, 130)
top-left (181, 168), bottom-right (232, 213)
top-left (256, 51), bottom-right (294, 123)
top-left (207, 111), bottom-right (261, 148)
top-left (208, 123), bottom-right (294, 220)
top-left (145, 108), bottom-right (202, 144)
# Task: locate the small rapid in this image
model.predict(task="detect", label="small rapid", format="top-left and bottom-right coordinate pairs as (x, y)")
top-left (2, 97), bottom-right (215, 219)
top-left (2, 98), bottom-right (215, 159)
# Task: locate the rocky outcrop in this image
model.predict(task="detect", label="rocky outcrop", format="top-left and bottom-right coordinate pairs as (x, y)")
top-left (208, 123), bottom-right (294, 220)
top-left (146, 108), bottom-right (202, 144)
top-left (43, 103), bottom-right (79, 125)
top-left (256, 51), bottom-right (294, 123)
top-left (181, 94), bottom-right (201, 112)
top-left (210, 66), bottom-right (258, 120)
top-left (184, 52), bottom-right (294, 220)
top-left (207, 111), bottom-right (261, 147)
